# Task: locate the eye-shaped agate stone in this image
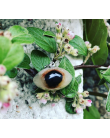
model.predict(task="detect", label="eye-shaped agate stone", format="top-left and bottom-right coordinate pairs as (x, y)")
top-left (33, 67), bottom-right (72, 90)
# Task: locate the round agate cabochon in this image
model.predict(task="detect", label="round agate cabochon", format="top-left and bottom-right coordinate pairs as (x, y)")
top-left (33, 67), bottom-right (72, 90)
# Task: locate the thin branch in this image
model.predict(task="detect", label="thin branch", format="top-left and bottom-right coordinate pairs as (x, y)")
top-left (23, 64), bottom-right (109, 77)
top-left (24, 69), bottom-right (38, 77)
top-left (89, 92), bottom-right (107, 98)
top-left (74, 65), bottom-right (108, 69)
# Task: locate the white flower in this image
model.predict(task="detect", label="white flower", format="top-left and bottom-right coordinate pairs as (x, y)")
top-left (54, 95), bottom-right (60, 102)
top-left (40, 98), bottom-right (47, 104)
top-left (83, 91), bottom-right (89, 97)
top-left (72, 102), bottom-right (76, 107)
top-left (4, 31), bottom-right (12, 40)
top-left (85, 99), bottom-right (92, 107)
top-left (70, 49), bottom-right (78, 56)
top-left (64, 44), bottom-right (73, 54)
top-left (0, 76), bottom-right (11, 86)
top-left (0, 90), bottom-right (10, 102)
top-left (85, 41), bottom-right (91, 49)
top-left (56, 33), bottom-right (62, 43)
top-left (62, 27), bottom-right (69, 36)
top-left (79, 98), bottom-right (85, 105)
top-left (90, 46), bottom-right (100, 53)
top-left (78, 94), bottom-right (83, 98)
top-left (0, 65), bottom-right (6, 76)
top-left (56, 23), bottom-right (62, 33)
top-left (56, 33), bottom-right (62, 39)
top-left (36, 93), bottom-right (44, 99)
top-left (7, 82), bottom-right (18, 92)
top-left (66, 31), bottom-right (75, 41)
top-left (75, 106), bottom-right (83, 114)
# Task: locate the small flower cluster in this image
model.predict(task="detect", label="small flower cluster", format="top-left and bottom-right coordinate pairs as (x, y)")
top-left (55, 23), bottom-right (78, 57)
top-left (36, 91), bottom-right (60, 105)
top-left (0, 30), bottom-right (12, 40)
top-left (85, 41), bottom-right (100, 54)
top-left (72, 91), bottom-right (92, 114)
top-left (64, 44), bottom-right (78, 56)
top-left (0, 64), bottom-right (19, 113)
top-left (84, 41), bottom-right (100, 64)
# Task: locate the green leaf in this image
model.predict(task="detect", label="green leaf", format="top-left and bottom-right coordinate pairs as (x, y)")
top-left (69, 35), bottom-right (88, 56)
top-left (75, 75), bottom-right (82, 84)
top-left (59, 56), bottom-right (75, 98)
top-left (31, 88), bottom-right (45, 95)
top-left (0, 37), bottom-right (24, 70)
top-left (5, 68), bottom-right (17, 78)
top-left (27, 27), bottom-right (57, 53)
top-left (84, 104), bottom-right (100, 119)
top-left (31, 50), bottom-right (50, 72)
top-left (9, 25), bottom-right (28, 37)
top-left (17, 54), bottom-right (31, 69)
top-left (11, 34), bottom-right (34, 44)
top-left (102, 68), bottom-right (110, 83)
top-left (85, 19), bottom-right (108, 65)
top-left (0, 37), bottom-right (11, 63)
top-left (106, 89), bottom-right (110, 112)
top-left (66, 98), bottom-right (74, 102)
top-left (98, 78), bottom-right (106, 85)
top-left (65, 101), bottom-right (76, 114)
top-left (43, 31), bottom-right (56, 37)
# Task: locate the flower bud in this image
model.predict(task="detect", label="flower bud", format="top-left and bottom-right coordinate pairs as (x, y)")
top-left (56, 23), bottom-right (62, 33)
top-left (85, 99), bottom-right (92, 107)
top-left (66, 31), bottom-right (75, 41)
top-left (72, 102), bottom-right (76, 107)
top-left (62, 27), bottom-right (69, 36)
top-left (44, 93), bottom-right (49, 98)
top-left (56, 33), bottom-right (62, 43)
top-left (4, 31), bottom-right (12, 40)
top-left (7, 81), bottom-right (18, 92)
top-left (0, 65), bottom-right (6, 76)
top-left (0, 76), bottom-right (11, 86)
top-left (78, 93), bottom-right (83, 98)
top-left (85, 41), bottom-right (91, 49)
top-left (90, 46), bottom-right (100, 54)
top-left (50, 95), bottom-right (54, 102)
top-left (83, 91), bottom-right (89, 97)
top-left (70, 49), bottom-right (78, 56)
top-left (36, 93), bottom-right (44, 99)
top-left (64, 44), bottom-right (73, 54)
top-left (0, 90), bottom-right (9, 102)
top-left (79, 98), bottom-right (85, 105)
top-left (54, 95), bottom-right (60, 102)
top-left (75, 106), bottom-right (83, 114)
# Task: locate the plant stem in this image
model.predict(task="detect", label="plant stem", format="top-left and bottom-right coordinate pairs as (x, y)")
top-left (89, 92), bottom-right (107, 98)
top-left (74, 65), bottom-right (108, 69)
top-left (23, 64), bottom-right (108, 77)
top-left (24, 69), bottom-right (38, 77)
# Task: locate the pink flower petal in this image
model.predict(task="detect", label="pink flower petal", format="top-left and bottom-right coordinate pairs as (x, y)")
top-left (3, 102), bottom-right (10, 108)
top-left (51, 103), bottom-right (55, 107)
top-left (40, 98), bottom-right (47, 104)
